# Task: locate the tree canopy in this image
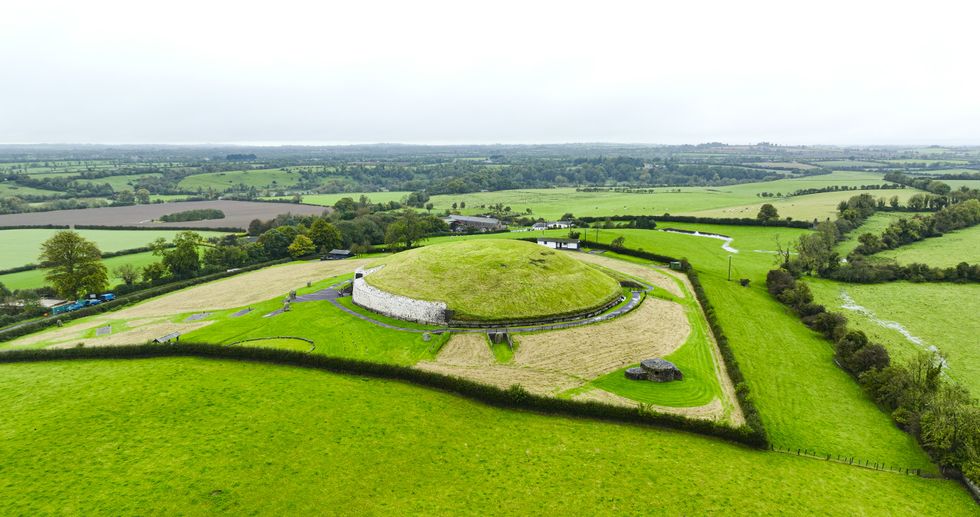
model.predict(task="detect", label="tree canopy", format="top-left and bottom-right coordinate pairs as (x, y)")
top-left (38, 231), bottom-right (108, 299)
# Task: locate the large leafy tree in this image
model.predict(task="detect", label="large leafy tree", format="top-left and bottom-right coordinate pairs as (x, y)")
top-left (153, 231), bottom-right (203, 278)
top-left (287, 235), bottom-right (316, 258)
top-left (309, 218), bottom-right (343, 252)
top-left (39, 231), bottom-right (108, 299)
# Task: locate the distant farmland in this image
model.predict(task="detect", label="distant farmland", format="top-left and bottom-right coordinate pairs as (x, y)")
top-left (0, 201), bottom-right (328, 230)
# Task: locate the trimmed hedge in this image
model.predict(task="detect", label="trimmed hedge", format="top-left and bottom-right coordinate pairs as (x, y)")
top-left (0, 343), bottom-right (766, 448)
top-left (0, 258), bottom-right (291, 342)
top-left (0, 224), bottom-right (244, 232)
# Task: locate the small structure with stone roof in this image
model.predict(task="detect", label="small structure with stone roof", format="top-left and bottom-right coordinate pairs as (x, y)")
top-left (625, 358), bottom-right (683, 382)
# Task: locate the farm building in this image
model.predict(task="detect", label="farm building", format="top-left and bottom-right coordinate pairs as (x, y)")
top-left (324, 249), bottom-right (353, 260)
top-left (531, 221), bottom-right (573, 230)
top-left (536, 238), bottom-right (580, 250)
top-left (444, 215), bottom-right (504, 232)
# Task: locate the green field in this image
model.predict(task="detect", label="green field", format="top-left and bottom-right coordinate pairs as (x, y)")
top-left (687, 189), bottom-right (921, 222)
top-left (73, 173), bottom-right (162, 191)
top-left (875, 224), bottom-right (980, 266)
top-left (264, 191), bottom-right (413, 206)
top-left (0, 182), bottom-right (63, 197)
top-left (181, 281), bottom-right (442, 365)
top-left (0, 358), bottom-right (972, 514)
top-left (178, 168), bottom-right (303, 190)
top-left (835, 213), bottom-right (908, 256)
top-left (808, 279), bottom-right (980, 395)
top-left (0, 229), bottom-right (233, 270)
top-left (427, 172), bottom-right (908, 220)
top-left (367, 240), bottom-right (621, 322)
top-left (813, 161), bottom-right (888, 168)
top-left (0, 251), bottom-right (161, 291)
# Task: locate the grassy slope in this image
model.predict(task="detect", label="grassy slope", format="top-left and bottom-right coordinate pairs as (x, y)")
top-left (177, 168), bottom-right (302, 190)
top-left (181, 277), bottom-right (442, 366)
top-left (687, 189), bottom-right (921, 221)
top-left (426, 171), bottom-right (898, 220)
top-left (499, 226), bottom-right (937, 469)
top-left (808, 279), bottom-right (980, 395)
top-left (0, 182), bottom-right (63, 197)
top-left (0, 358), bottom-right (972, 515)
top-left (72, 173), bottom-right (162, 190)
top-left (876, 224), bottom-right (980, 266)
top-left (0, 228), bottom-right (231, 270)
top-left (367, 240), bottom-right (621, 321)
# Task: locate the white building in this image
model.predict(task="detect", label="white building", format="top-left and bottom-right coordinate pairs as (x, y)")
top-left (536, 238), bottom-right (580, 250)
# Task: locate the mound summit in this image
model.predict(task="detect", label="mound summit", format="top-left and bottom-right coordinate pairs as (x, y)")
top-left (365, 239), bottom-right (622, 322)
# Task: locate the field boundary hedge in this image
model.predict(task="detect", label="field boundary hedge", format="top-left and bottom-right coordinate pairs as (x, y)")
top-left (0, 258), bottom-right (291, 341)
top-left (0, 224), bottom-right (244, 232)
top-left (0, 343), bottom-right (766, 448)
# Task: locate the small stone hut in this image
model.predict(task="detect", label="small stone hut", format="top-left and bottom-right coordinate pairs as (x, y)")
top-left (625, 358), bottom-right (683, 382)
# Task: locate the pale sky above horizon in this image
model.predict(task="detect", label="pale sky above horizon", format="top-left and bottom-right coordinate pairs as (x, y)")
top-left (2, 0), bottom-right (979, 146)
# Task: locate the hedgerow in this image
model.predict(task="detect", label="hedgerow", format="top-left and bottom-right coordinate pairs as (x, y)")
top-left (0, 343), bottom-right (767, 448)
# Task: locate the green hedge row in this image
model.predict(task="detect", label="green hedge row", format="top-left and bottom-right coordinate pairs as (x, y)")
top-left (0, 224), bottom-right (244, 232)
top-left (0, 343), bottom-right (766, 448)
top-left (0, 258), bottom-right (291, 342)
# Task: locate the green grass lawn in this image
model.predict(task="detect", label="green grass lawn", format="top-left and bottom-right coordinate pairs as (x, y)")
top-left (426, 171), bottom-right (901, 220)
top-left (0, 228), bottom-right (233, 270)
top-left (181, 275), bottom-right (443, 365)
top-left (875, 224), bottom-right (980, 267)
top-left (813, 161), bottom-right (888, 168)
top-left (807, 279), bottom-right (980, 395)
top-left (367, 239), bottom-right (621, 322)
top-left (177, 168), bottom-right (303, 190)
top-left (0, 357), bottom-right (972, 514)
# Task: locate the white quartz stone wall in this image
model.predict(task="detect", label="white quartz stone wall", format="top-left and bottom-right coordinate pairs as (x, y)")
top-left (352, 269), bottom-right (447, 325)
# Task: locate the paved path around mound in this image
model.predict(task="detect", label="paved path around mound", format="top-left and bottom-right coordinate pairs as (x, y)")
top-left (307, 280), bottom-right (648, 334)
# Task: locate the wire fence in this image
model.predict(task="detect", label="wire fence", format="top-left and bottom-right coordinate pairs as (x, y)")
top-left (770, 444), bottom-right (927, 477)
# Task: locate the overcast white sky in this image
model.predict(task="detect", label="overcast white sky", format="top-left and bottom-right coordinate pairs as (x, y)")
top-left (1, 0), bottom-right (978, 145)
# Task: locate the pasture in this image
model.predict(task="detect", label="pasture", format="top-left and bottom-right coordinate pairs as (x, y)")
top-left (807, 279), bottom-right (980, 395)
top-left (426, 171), bottom-right (905, 220)
top-left (834, 213), bottom-right (907, 256)
top-left (0, 358), bottom-right (972, 515)
top-left (73, 173), bottom-right (162, 190)
top-left (177, 168), bottom-right (303, 190)
top-left (876, 224), bottom-right (980, 266)
top-left (0, 182), bottom-right (63, 197)
top-left (0, 228), bottom-right (231, 270)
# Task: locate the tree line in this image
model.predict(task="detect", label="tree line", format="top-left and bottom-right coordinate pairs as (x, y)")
top-left (765, 267), bottom-right (980, 482)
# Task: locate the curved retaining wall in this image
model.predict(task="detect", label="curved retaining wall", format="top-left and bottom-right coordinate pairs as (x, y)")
top-left (352, 274), bottom-right (448, 325)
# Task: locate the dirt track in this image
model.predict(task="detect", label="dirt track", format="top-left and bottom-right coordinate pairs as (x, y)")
top-left (0, 200), bottom-right (328, 229)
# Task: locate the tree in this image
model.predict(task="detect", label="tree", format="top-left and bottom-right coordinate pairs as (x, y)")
top-left (141, 262), bottom-right (169, 284)
top-left (158, 231), bottom-right (202, 278)
top-left (287, 235), bottom-right (316, 258)
top-left (385, 209), bottom-right (428, 250)
top-left (39, 231), bottom-right (108, 299)
top-left (309, 219), bottom-right (343, 252)
top-left (425, 202), bottom-right (434, 213)
top-left (115, 189), bottom-right (135, 205)
top-left (757, 203), bottom-right (779, 222)
top-left (113, 263), bottom-right (140, 286)
top-left (135, 188), bottom-right (151, 204)
top-left (610, 236), bottom-right (626, 249)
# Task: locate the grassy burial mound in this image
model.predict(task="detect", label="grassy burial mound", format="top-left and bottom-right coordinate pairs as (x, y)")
top-left (365, 239), bottom-right (622, 322)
